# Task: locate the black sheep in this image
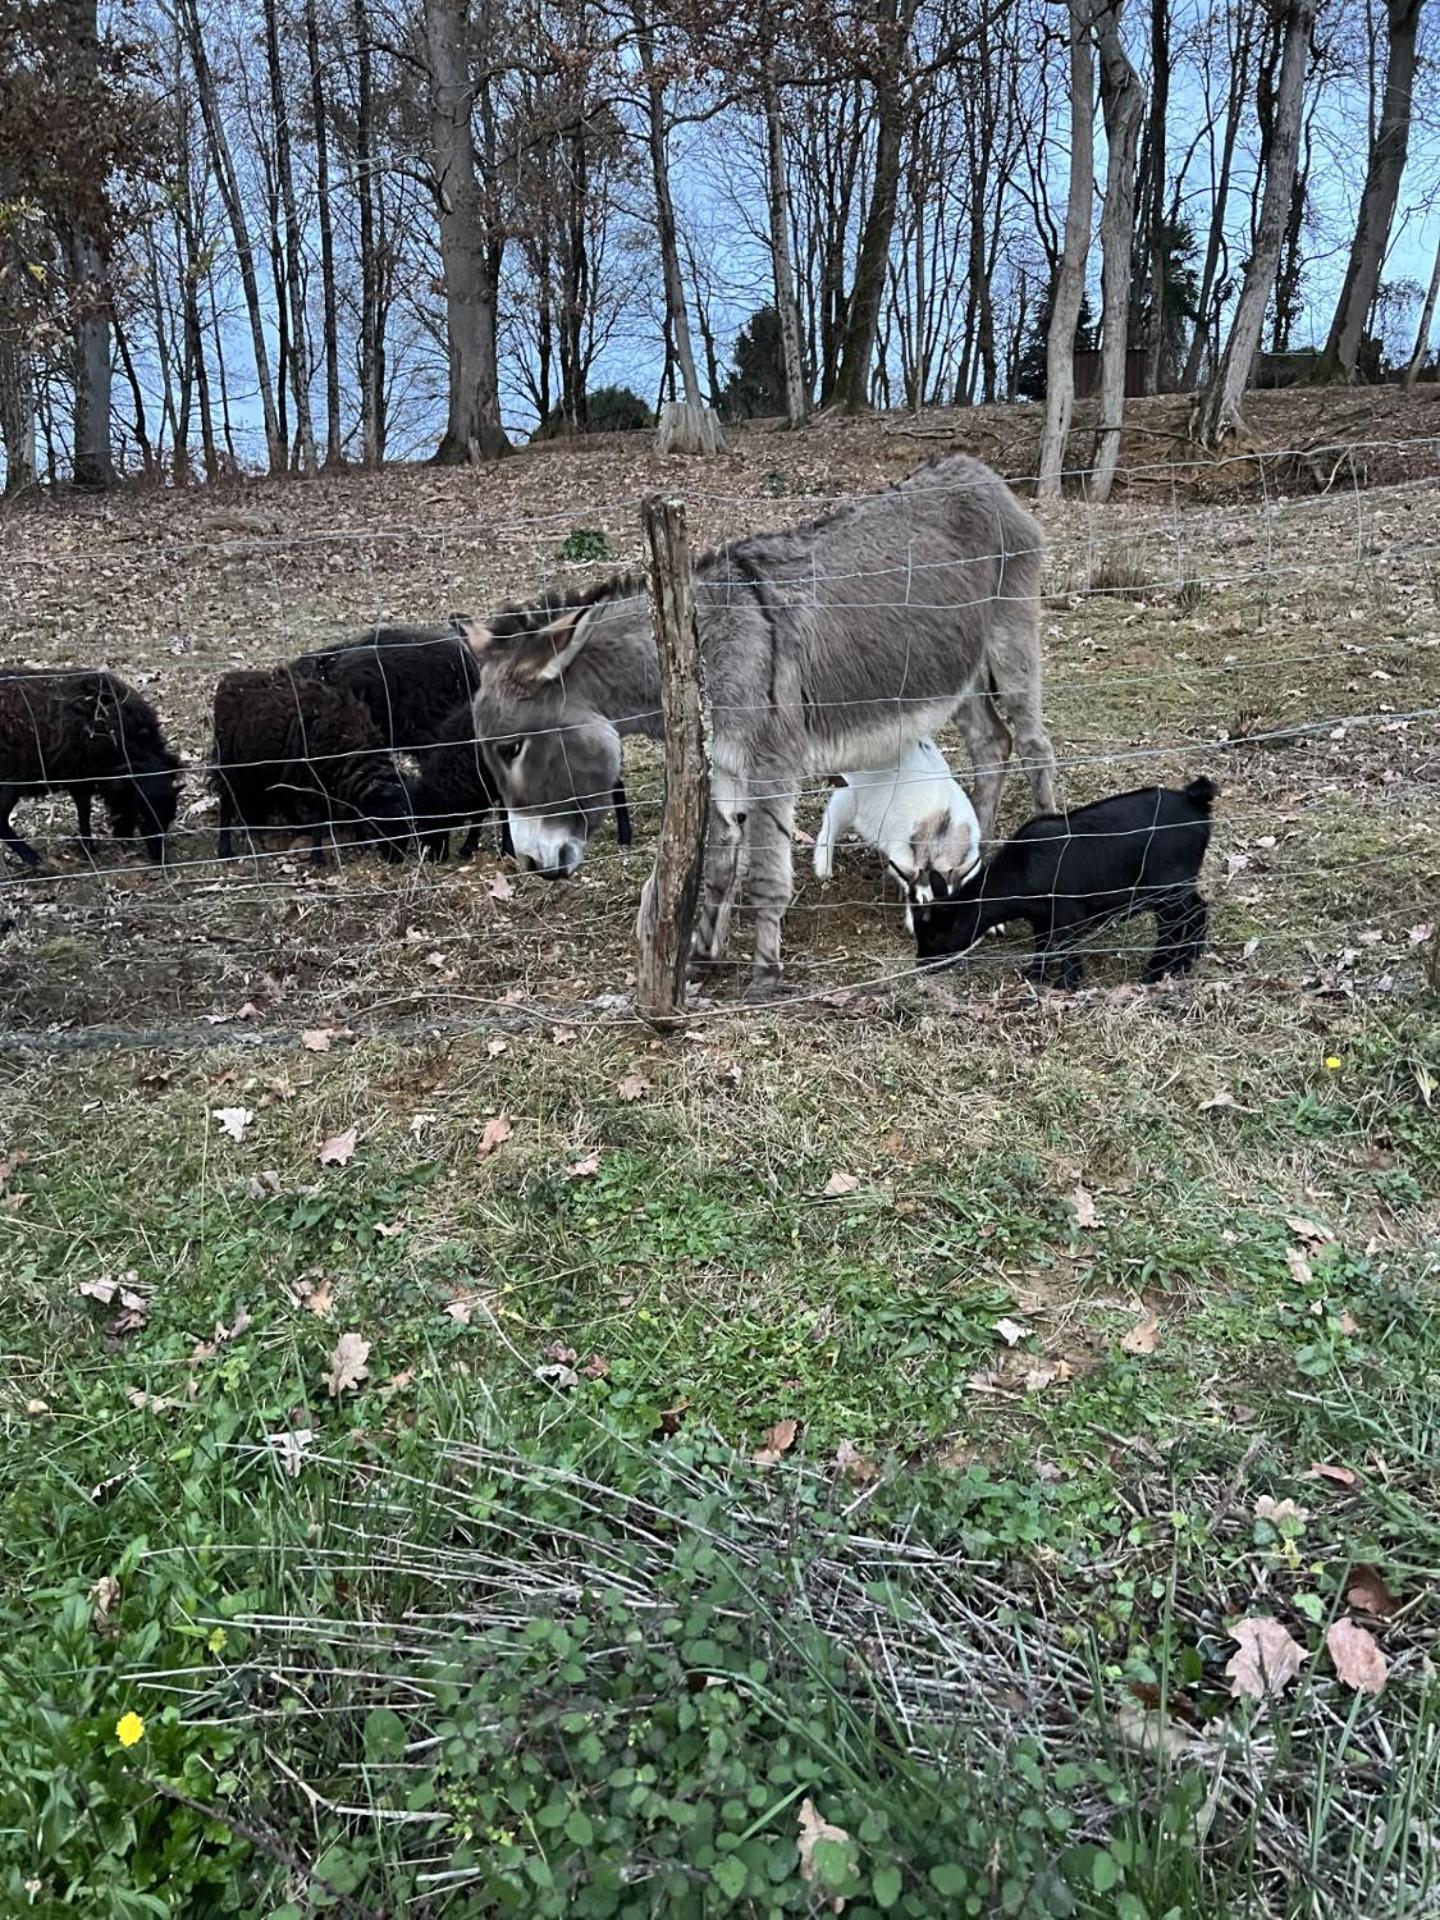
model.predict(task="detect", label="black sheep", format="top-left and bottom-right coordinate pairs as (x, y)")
top-left (409, 698), bottom-right (634, 863)
top-left (292, 626), bottom-right (481, 750)
top-left (212, 667), bottom-right (413, 863)
top-left (0, 665), bottom-right (180, 867)
top-left (912, 778), bottom-right (1216, 987)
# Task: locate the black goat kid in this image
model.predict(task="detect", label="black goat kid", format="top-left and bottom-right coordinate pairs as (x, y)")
top-left (912, 778), bottom-right (1216, 987)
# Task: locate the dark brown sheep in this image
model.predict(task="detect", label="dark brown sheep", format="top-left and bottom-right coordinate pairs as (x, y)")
top-left (212, 667), bottom-right (413, 863)
top-left (0, 666), bottom-right (180, 867)
top-left (292, 626), bottom-right (481, 749)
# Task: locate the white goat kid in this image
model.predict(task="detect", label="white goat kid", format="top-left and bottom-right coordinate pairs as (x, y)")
top-left (813, 739), bottom-right (983, 931)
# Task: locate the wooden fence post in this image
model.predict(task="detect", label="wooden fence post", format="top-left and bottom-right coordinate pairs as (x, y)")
top-left (635, 492), bottom-right (709, 1028)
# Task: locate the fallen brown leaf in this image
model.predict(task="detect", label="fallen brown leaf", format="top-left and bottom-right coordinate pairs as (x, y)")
top-left (1024, 1359), bottom-right (1074, 1393)
top-left (1337, 1309), bottom-right (1360, 1335)
top-left (1287, 1215), bottom-right (1333, 1246)
top-left (488, 871), bottom-right (515, 902)
top-left (300, 1028), bottom-right (333, 1052)
top-left (617, 1073), bottom-right (651, 1102)
top-left (486, 1037), bottom-right (509, 1058)
top-left (1225, 1617), bottom-right (1309, 1701)
top-left (444, 1298), bottom-right (474, 1325)
top-left (581, 1352), bottom-right (610, 1380)
top-left (215, 1305), bottom-right (253, 1344)
top-left (1069, 1181), bottom-right (1103, 1229)
top-left (212, 1106), bottom-right (254, 1144)
top-left (993, 1316), bottom-right (1029, 1347)
top-left (1346, 1564), bottom-right (1398, 1618)
top-left (300, 1275), bottom-right (335, 1317)
top-left (796, 1798), bottom-right (852, 1912)
top-left (822, 1170), bottom-right (861, 1197)
top-left (1285, 1245), bottom-right (1312, 1286)
top-left (551, 1025), bottom-right (578, 1046)
top-left (754, 1417), bottom-right (799, 1465)
top-left (1300, 1461), bottom-right (1358, 1487)
top-left (1327, 1619), bottom-right (1387, 1695)
top-left (565, 1150), bottom-right (601, 1179)
top-left (326, 1331), bottom-right (370, 1397)
top-left (1253, 1495), bottom-right (1309, 1526)
top-left (318, 1126), bottom-right (358, 1167)
top-left (834, 1438), bottom-right (878, 1484)
top-left (1121, 1310), bottom-right (1161, 1355)
top-left (478, 1113), bottom-right (513, 1158)
top-left (90, 1574), bottom-right (120, 1628)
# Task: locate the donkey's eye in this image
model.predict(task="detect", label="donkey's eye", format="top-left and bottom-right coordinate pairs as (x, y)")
top-left (498, 740), bottom-right (525, 763)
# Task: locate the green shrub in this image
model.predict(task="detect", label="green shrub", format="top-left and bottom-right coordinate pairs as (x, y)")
top-left (557, 526), bottom-right (615, 565)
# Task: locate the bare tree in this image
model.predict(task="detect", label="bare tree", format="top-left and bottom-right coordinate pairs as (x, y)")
top-left (1180, 1), bottom-right (1255, 390)
top-left (1141, 0), bottom-right (1169, 392)
top-left (1192, 0), bottom-right (1317, 448)
top-left (305, 0), bottom-right (344, 465)
top-left (632, 0), bottom-right (723, 452)
top-left (1037, 0), bottom-right (1096, 502)
top-left (1317, 0), bottom-right (1425, 382)
top-left (424, 0), bottom-right (510, 462)
top-left (1403, 228), bottom-right (1440, 388)
top-left (179, 0), bottom-right (286, 473)
top-left (263, 0), bottom-right (317, 474)
top-left (1091, 0), bottom-right (1143, 503)
top-left (828, 0), bottom-right (922, 413)
top-left (759, 38), bottom-right (807, 423)
top-left (0, 336), bottom-right (38, 494)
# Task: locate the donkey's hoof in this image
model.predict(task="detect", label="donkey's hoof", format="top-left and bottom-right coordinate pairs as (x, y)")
top-left (742, 970), bottom-right (789, 1004)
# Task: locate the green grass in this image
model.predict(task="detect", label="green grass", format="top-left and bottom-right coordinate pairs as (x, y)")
top-left (2, 991), bottom-right (1437, 1916)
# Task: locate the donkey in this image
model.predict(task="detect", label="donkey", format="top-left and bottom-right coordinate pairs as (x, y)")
top-left (464, 454), bottom-right (1058, 994)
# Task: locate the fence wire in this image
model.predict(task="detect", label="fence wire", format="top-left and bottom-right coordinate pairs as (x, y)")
top-left (1, 441), bottom-right (1438, 1047)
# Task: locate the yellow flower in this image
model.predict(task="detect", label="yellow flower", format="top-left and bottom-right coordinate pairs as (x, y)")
top-left (115, 1712), bottom-right (145, 1749)
top-left (1324, 1055), bottom-right (1342, 1071)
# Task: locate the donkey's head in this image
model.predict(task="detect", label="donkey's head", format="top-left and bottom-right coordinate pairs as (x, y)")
top-left (457, 598), bottom-right (631, 879)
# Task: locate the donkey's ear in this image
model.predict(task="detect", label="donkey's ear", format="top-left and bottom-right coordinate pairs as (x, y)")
top-left (531, 606), bottom-right (596, 684)
top-left (451, 612), bottom-right (493, 656)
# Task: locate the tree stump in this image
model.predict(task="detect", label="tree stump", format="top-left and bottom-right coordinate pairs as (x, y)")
top-left (656, 401), bottom-right (725, 457)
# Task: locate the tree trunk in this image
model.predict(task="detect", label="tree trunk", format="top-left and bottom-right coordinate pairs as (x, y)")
top-left (633, 2), bottom-right (722, 452)
top-left (1316, 0), bottom-right (1423, 382)
top-left (353, 0), bottom-right (382, 464)
top-left (68, 230), bottom-right (116, 490)
top-left (1037, 0), bottom-right (1097, 503)
top-left (112, 308), bottom-right (155, 480)
top-left (264, 0), bottom-right (317, 475)
top-left (1143, 0), bottom-right (1169, 393)
top-left (1193, 0), bottom-right (1317, 449)
top-left (1403, 230), bottom-right (1440, 390)
top-left (423, 0), bottom-right (510, 462)
top-left (180, 0), bottom-right (285, 473)
top-left (0, 338), bottom-right (38, 495)
top-left (761, 50), bottom-right (807, 424)
top-left (1181, 7), bottom-right (1251, 391)
top-left (1092, 0), bottom-right (1144, 505)
top-left (306, 0), bottom-right (344, 465)
top-left (829, 0), bottom-right (919, 414)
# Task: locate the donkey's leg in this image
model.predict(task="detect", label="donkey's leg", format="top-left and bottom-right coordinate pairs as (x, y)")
top-left (691, 768), bottom-right (747, 972)
top-left (743, 767), bottom-right (798, 995)
top-left (987, 602), bottom-right (1058, 815)
top-left (951, 684), bottom-right (1013, 841)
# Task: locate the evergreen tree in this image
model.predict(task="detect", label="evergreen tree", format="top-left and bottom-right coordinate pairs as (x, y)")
top-left (718, 305), bottom-right (788, 419)
top-left (1015, 289), bottom-right (1097, 402)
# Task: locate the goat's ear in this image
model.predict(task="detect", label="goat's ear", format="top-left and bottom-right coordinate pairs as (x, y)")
top-left (530, 606), bottom-right (596, 684)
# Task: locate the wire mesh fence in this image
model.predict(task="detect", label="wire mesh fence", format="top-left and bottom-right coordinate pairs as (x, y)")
top-left (1, 436), bottom-right (1437, 1046)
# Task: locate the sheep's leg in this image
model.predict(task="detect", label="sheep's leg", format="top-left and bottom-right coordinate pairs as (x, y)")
top-left (612, 784), bottom-right (632, 848)
top-left (72, 788), bottom-right (98, 859)
top-left (951, 686), bottom-right (1013, 841)
top-left (217, 782), bottom-right (240, 860)
top-left (0, 789), bottom-right (42, 867)
top-left (1025, 934), bottom-right (1083, 990)
top-left (691, 769), bottom-right (747, 974)
top-left (1144, 890), bottom-right (1209, 983)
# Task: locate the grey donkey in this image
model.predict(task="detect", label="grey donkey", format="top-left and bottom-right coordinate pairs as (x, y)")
top-left (462, 454), bottom-right (1058, 994)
